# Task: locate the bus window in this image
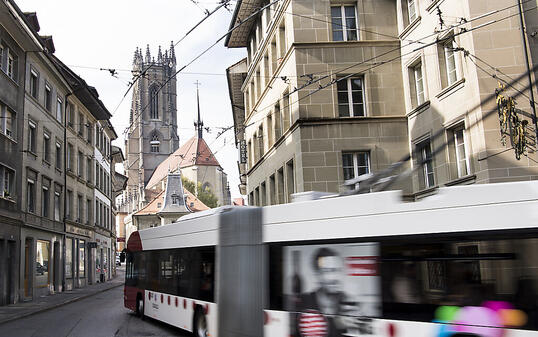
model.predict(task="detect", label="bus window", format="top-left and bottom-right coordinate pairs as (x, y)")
top-left (380, 236), bottom-right (538, 329)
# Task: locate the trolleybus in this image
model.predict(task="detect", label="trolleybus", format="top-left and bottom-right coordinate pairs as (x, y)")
top-left (125, 181), bottom-right (538, 337)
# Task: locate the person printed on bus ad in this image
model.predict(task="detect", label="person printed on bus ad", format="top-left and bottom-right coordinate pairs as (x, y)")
top-left (294, 247), bottom-right (372, 337)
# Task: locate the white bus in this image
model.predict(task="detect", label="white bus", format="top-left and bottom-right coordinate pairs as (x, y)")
top-left (125, 181), bottom-right (538, 337)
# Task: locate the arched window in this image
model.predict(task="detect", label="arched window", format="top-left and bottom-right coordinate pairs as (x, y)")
top-left (150, 133), bottom-right (160, 153)
top-left (202, 182), bottom-right (211, 192)
top-left (149, 85), bottom-right (159, 119)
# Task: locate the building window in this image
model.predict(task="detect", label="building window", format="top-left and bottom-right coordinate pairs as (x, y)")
top-left (30, 69), bottom-right (39, 98)
top-left (36, 240), bottom-right (50, 287)
top-left (86, 199), bottom-right (92, 225)
top-left (448, 125), bottom-right (469, 178)
top-left (43, 132), bottom-right (51, 163)
top-left (1, 104), bottom-right (14, 139)
top-left (286, 159), bottom-right (295, 203)
top-left (407, 0), bottom-right (417, 23)
top-left (55, 142), bottom-right (62, 170)
top-left (66, 237), bottom-right (73, 278)
top-left (150, 133), bottom-right (160, 153)
top-left (56, 97), bottom-right (63, 122)
top-left (416, 139), bottom-right (435, 189)
top-left (78, 113), bottom-right (84, 136)
top-left (331, 5), bottom-right (358, 41)
top-left (149, 85), bottom-right (159, 119)
top-left (54, 192), bottom-right (61, 221)
top-left (67, 102), bottom-right (74, 127)
top-left (409, 62), bottom-right (425, 107)
top-left (0, 165), bottom-right (14, 198)
top-left (86, 122), bottom-right (92, 144)
top-left (42, 186), bottom-right (50, 218)
top-left (274, 102), bottom-right (282, 140)
top-left (337, 77), bottom-right (365, 117)
top-left (79, 240), bottom-right (85, 277)
top-left (44, 84), bottom-right (52, 112)
top-left (7, 51), bottom-right (16, 80)
top-left (438, 38), bottom-right (459, 88)
top-left (78, 151), bottom-right (84, 178)
top-left (77, 194), bottom-right (83, 223)
top-left (258, 125), bottom-right (264, 157)
top-left (171, 194), bottom-right (180, 205)
top-left (28, 120), bottom-right (36, 153)
top-left (0, 45), bottom-right (3, 70)
top-left (86, 158), bottom-right (92, 184)
top-left (27, 179), bottom-right (35, 213)
top-left (342, 152), bottom-right (370, 181)
top-left (67, 143), bottom-right (73, 171)
top-left (66, 190), bottom-right (73, 220)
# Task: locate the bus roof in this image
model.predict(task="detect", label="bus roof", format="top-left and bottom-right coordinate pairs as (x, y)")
top-left (263, 181), bottom-right (538, 243)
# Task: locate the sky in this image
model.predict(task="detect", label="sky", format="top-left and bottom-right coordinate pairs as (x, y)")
top-left (15, 0), bottom-right (245, 199)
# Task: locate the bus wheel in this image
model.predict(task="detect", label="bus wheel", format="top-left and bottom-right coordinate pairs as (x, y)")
top-left (136, 295), bottom-right (145, 319)
top-left (193, 309), bottom-right (208, 337)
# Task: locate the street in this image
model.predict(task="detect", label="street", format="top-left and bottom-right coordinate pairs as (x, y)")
top-left (0, 285), bottom-right (189, 337)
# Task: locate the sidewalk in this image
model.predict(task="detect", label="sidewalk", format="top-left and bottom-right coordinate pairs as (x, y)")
top-left (0, 267), bottom-right (125, 325)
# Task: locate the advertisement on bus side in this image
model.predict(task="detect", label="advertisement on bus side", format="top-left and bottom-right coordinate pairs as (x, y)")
top-left (283, 242), bottom-right (381, 337)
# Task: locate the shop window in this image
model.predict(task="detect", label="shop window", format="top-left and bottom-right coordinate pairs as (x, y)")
top-left (36, 240), bottom-right (50, 287)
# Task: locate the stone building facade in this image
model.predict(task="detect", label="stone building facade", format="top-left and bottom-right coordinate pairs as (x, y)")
top-left (227, 0), bottom-right (538, 204)
top-left (226, 0), bottom-right (411, 205)
top-left (0, 1), bottom-right (34, 306)
top-left (396, 0), bottom-right (538, 196)
top-left (0, 0), bottom-right (125, 305)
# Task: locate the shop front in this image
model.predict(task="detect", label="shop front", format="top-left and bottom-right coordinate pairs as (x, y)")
top-left (64, 224), bottom-right (92, 290)
top-left (20, 226), bottom-right (63, 300)
top-left (93, 232), bottom-right (112, 283)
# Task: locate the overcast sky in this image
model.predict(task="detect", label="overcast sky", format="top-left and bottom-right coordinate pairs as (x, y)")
top-left (15, 0), bottom-right (245, 199)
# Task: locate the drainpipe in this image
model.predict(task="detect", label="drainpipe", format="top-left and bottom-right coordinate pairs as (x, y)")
top-left (63, 91), bottom-right (72, 292)
top-left (517, 0), bottom-right (538, 142)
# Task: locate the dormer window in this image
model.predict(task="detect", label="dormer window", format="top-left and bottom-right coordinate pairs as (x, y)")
top-left (150, 133), bottom-right (160, 153)
top-left (171, 194), bottom-right (180, 205)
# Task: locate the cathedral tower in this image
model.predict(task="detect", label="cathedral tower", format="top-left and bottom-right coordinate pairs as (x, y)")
top-left (124, 43), bottom-right (179, 211)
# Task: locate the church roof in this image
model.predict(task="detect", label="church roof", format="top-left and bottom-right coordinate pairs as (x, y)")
top-left (146, 136), bottom-right (220, 189)
top-left (134, 187), bottom-right (209, 216)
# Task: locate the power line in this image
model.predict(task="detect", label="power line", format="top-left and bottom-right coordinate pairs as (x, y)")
top-left (123, 0), bottom-right (284, 136)
top-left (349, 63), bottom-right (538, 194)
top-left (112, 0), bottom-right (233, 115)
top-left (240, 3), bottom-right (538, 137)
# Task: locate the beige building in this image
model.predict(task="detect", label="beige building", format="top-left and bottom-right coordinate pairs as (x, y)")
top-left (397, 0), bottom-right (538, 196)
top-left (227, 0), bottom-right (538, 204)
top-left (226, 0), bottom-right (411, 205)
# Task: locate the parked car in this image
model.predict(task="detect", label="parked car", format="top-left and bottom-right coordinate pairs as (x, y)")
top-left (36, 262), bottom-right (47, 275)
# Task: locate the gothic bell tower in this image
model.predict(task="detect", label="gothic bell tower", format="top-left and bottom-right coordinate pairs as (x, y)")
top-left (123, 42), bottom-right (179, 211)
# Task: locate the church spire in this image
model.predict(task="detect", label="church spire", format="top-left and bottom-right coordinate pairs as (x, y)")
top-left (194, 81), bottom-right (203, 139)
top-left (145, 44), bottom-right (151, 63)
top-left (157, 45), bottom-right (163, 63)
top-left (170, 41), bottom-right (176, 63)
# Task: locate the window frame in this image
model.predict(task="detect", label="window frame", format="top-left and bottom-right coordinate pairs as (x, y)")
top-left (0, 104), bottom-right (14, 139)
top-left (452, 125), bottom-right (470, 178)
top-left (44, 83), bottom-right (52, 112)
top-left (330, 5), bottom-right (359, 42)
top-left (0, 165), bottom-right (15, 198)
top-left (443, 40), bottom-right (458, 86)
top-left (30, 68), bottom-right (39, 99)
top-left (342, 151), bottom-right (371, 181)
top-left (56, 97), bottom-right (63, 122)
top-left (337, 76), bottom-right (366, 117)
top-left (27, 179), bottom-right (35, 213)
top-left (416, 139), bottom-right (435, 189)
top-left (407, 0), bottom-right (417, 23)
top-left (43, 131), bottom-right (51, 163)
top-left (28, 120), bottom-right (37, 153)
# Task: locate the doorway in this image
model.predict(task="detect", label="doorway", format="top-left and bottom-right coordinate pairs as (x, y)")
top-left (24, 238), bottom-right (32, 299)
top-left (53, 241), bottom-right (60, 292)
